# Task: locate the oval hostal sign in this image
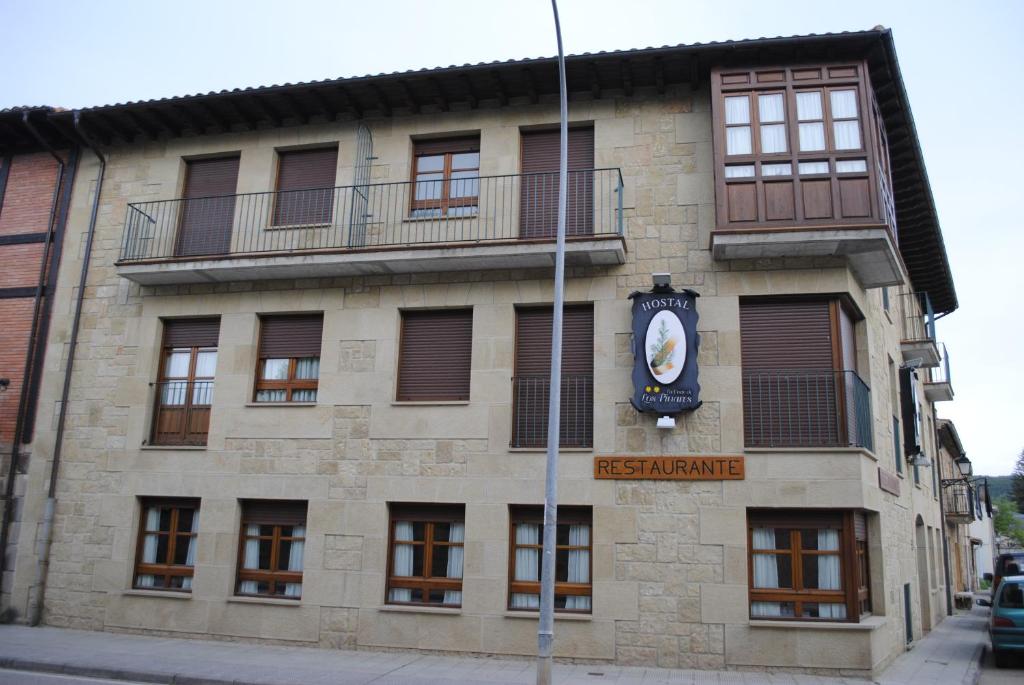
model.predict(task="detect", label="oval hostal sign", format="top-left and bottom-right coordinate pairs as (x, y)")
top-left (629, 287), bottom-right (701, 415)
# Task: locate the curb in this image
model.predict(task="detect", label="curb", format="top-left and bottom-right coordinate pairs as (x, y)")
top-left (963, 642), bottom-right (984, 685)
top-left (0, 656), bottom-right (259, 685)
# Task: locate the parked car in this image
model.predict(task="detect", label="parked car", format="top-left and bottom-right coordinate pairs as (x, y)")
top-left (991, 552), bottom-right (1024, 594)
top-left (979, 574), bottom-right (1024, 668)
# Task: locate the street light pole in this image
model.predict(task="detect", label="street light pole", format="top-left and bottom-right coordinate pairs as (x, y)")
top-left (537, 1), bottom-right (569, 683)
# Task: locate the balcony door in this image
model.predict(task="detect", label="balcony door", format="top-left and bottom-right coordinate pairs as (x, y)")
top-left (175, 156), bottom-right (240, 257)
top-left (152, 318), bottom-right (219, 446)
top-left (519, 127), bottom-right (594, 239)
top-left (740, 299), bottom-right (862, 448)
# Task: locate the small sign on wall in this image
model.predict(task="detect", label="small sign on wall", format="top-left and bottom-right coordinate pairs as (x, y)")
top-left (629, 285), bottom-right (701, 416)
top-left (594, 456), bottom-right (745, 480)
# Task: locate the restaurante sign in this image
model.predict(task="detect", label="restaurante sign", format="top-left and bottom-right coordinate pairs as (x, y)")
top-left (594, 456), bottom-right (745, 480)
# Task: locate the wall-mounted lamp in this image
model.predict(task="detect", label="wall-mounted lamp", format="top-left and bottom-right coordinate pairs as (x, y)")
top-left (955, 454), bottom-right (972, 478)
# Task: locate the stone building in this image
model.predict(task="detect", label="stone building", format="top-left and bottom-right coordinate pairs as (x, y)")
top-left (0, 28), bottom-right (971, 676)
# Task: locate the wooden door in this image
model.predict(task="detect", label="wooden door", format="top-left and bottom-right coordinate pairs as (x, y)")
top-left (175, 156), bottom-right (240, 257)
top-left (519, 128), bottom-right (594, 239)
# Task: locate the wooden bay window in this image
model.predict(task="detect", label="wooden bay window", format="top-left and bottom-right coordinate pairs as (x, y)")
top-left (254, 313), bottom-right (323, 403)
top-left (386, 504), bottom-right (465, 607)
top-left (747, 510), bottom-right (870, 621)
top-left (236, 500), bottom-right (307, 599)
top-left (508, 505), bottom-right (592, 613)
top-left (134, 498), bottom-right (199, 591)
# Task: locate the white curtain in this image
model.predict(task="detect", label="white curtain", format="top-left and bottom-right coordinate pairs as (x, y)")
top-left (830, 90), bottom-right (858, 118)
top-left (295, 358), bottom-right (319, 379)
top-left (799, 122), bottom-right (826, 151)
top-left (796, 91), bottom-right (823, 120)
top-left (256, 389), bottom-right (287, 402)
top-left (758, 94), bottom-right (786, 154)
top-left (726, 127), bottom-right (752, 155)
top-left (564, 524), bottom-right (591, 611)
top-left (724, 165), bottom-right (755, 179)
top-left (135, 507), bottom-right (161, 588)
top-left (762, 163), bottom-right (792, 177)
top-left (758, 94), bottom-right (785, 122)
top-left (443, 523), bottom-right (464, 605)
top-left (836, 159), bottom-right (867, 173)
top-left (291, 389), bottom-right (317, 402)
top-left (760, 125), bottom-right (787, 154)
top-left (239, 523), bottom-right (260, 594)
top-left (510, 523), bottom-right (540, 609)
top-left (284, 526), bottom-right (305, 598)
top-left (817, 529), bottom-right (846, 619)
top-left (181, 510), bottom-right (199, 590)
top-left (833, 121), bottom-right (861, 150)
top-left (388, 521), bottom-right (414, 602)
top-left (751, 527), bottom-right (782, 617)
top-left (724, 96), bottom-right (750, 124)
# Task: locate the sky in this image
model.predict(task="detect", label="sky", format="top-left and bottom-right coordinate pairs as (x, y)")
top-left (1, 0), bottom-right (1021, 475)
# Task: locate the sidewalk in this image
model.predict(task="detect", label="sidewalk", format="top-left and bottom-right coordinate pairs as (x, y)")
top-left (0, 608), bottom-right (986, 685)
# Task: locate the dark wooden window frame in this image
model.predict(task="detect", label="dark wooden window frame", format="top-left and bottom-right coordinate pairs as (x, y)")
top-left (235, 502), bottom-right (307, 599)
top-left (253, 314), bottom-right (323, 403)
top-left (270, 146), bottom-right (339, 228)
top-left (385, 504), bottom-right (465, 607)
top-left (133, 498), bottom-right (200, 592)
top-left (747, 509), bottom-right (870, 622)
top-left (409, 138), bottom-right (481, 218)
top-left (507, 505), bottom-right (593, 614)
top-left (152, 336), bottom-right (216, 447)
top-left (712, 63), bottom-right (891, 232)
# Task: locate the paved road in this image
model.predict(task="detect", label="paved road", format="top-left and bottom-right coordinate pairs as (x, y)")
top-left (978, 645), bottom-right (1024, 685)
top-left (0, 671), bottom-right (147, 684)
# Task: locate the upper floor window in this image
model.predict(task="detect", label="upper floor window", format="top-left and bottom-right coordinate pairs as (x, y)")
top-left (134, 498), bottom-right (199, 591)
top-left (396, 309), bottom-right (473, 402)
top-left (273, 147), bottom-right (338, 226)
top-left (411, 137), bottom-right (480, 218)
top-left (152, 318), bottom-right (219, 446)
top-left (255, 314), bottom-right (323, 403)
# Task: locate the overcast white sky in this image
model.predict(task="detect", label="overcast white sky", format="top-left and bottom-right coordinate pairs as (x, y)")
top-left (2, 0), bottom-right (1021, 475)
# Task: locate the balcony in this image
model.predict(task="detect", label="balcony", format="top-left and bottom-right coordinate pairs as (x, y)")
top-left (150, 380), bottom-right (213, 446)
top-left (511, 374), bottom-right (593, 449)
top-left (742, 369), bottom-right (873, 450)
top-left (943, 481), bottom-right (974, 524)
top-left (924, 344), bottom-right (953, 402)
top-left (116, 169), bottom-right (625, 285)
top-left (897, 290), bottom-right (940, 368)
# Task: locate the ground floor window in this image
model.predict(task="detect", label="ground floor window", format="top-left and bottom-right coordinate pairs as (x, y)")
top-left (508, 505), bottom-right (592, 613)
top-left (386, 503), bottom-right (465, 607)
top-left (747, 509), bottom-right (869, 621)
top-left (134, 498), bottom-right (199, 591)
top-left (236, 500), bottom-right (307, 599)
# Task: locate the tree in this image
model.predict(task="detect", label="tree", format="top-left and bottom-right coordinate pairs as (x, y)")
top-left (1013, 448), bottom-right (1024, 511)
top-left (993, 496), bottom-right (1024, 548)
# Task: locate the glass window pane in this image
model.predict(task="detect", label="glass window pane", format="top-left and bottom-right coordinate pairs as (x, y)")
top-left (726, 126), bottom-right (752, 155)
top-left (803, 553), bottom-right (842, 590)
top-left (416, 155), bottom-right (444, 172)
top-left (799, 161), bottom-right (830, 175)
top-left (796, 91), bottom-right (823, 120)
top-left (762, 163), bottom-right (792, 177)
top-left (173, 535), bottom-right (192, 565)
top-left (446, 205), bottom-right (477, 217)
top-left (412, 544), bottom-right (424, 577)
top-left (194, 351), bottom-right (217, 377)
top-left (255, 389), bottom-right (287, 402)
top-left (751, 601), bottom-right (795, 617)
top-left (451, 152), bottom-right (479, 169)
top-left (724, 165), bottom-right (755, 179)
top-left (760, 124), bottom-right (787, 154)
top-left (159, 508), bottom-right (173, 532)
top-left (161, 381), bottom-right (187, 405)
top-left (155, 535), bottom-right (169, 564)
top-left (449, 172), bottom-right (479, 199)
top-left (291, 389), bottom-right (317, 402)
top-left (294, 357), bottom-right (319, 380)
top-left (262, 358), bottom-right (289, 380)
top-left (192, 381), bottom-right (212, 405)
top-left (414, 174), bottom-right (443, 200)
top-left (833, 121), bottom-right (861, 150)
top-left (758, 94), bottom-right (785, 123)
top-left (258, 539), bottom-right (273, 569)
top-left (165, 350), bottom-right (191, 378)
top-left (830, 90), bottom-right (858, 119)
top-left (724, 96), bottom-right (750, 124)
top-left (177, 508), bottom-right (195, 533)
top-left (431, 545), bottom-right (449, 577)
top-left (433, 523), bottom-right (451, 542)
top-left (836, 159), bottom-right (868, 173)
top-left (410, 208), bottom-right (442, 219)
top-left (802, 602), bottom-right (847, 619)
top-left (798, 122), bottom-right (826, 151)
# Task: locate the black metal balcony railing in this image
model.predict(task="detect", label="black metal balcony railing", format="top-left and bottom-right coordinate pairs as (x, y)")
top-left (120, 169), bottom-right (624, 263)
top-left (151, 380), bottom-right (213, 446)
top-left (930, 343), bottom-right (951, 385)
top-left (898, 290), bottom-right (935, 343)
top-left (944, 481), bottom-right (973, 520)
top-left (511, 374), bottom-right (593, 449)
top-left (743, 369), bottom-right (873, 450)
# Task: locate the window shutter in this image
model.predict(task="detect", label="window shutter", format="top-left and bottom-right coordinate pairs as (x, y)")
top-left (183, 157), bottom-right (240, 198)
top-left (177, 157), bottom-right (239, 256)
top-left (276, 148), bottom-right (338, 192)
top-left (259, 314), bottom-right (323, 358)
top-left (514, 305), bottom-right (593, 375)
top-left (412, 137), bottom-right (480, 156)
top-left (899, 368), bottom-right (922, 457)
top-left (162, 318), bottom-right (221, 348)
top-left (520, 127), bottom-right (594, 174)
top-left (389, 503), bottom-right (465, 521)
top-left (241, 500), bottom-right (308, 526)
top-left (739, 299), bottom-right (834, 370)
top-left (519, 127), bottom-right (595, 238)
top-left (397, 310), bottom-right (473, 401)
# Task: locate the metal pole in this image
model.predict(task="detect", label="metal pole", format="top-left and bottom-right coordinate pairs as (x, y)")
top-left (537, 1), bottom-right (568, 683)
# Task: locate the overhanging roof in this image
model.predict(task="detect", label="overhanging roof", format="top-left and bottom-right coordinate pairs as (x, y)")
top-left (0, 28), bottom-right (956, 313)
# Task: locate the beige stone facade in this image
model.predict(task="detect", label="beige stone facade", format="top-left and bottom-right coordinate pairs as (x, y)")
top-left (2, 33), bottom-right (963, 679)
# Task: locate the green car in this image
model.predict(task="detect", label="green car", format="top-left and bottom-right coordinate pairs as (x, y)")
top-left (981, 575), bottom-right (1024, 668)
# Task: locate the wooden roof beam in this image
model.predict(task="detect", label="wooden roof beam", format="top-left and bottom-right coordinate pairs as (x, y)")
top-left (278, 91), bottom-right (309, 124)
top-left (308, 89), bottom-right (339, 122)
top-left (247, 96), bottom-right (282, 127)
top-left (146, 107), bottom-right (182, 137)
top-left (588, 62), bottom-right (601, 99)
top-left (522, 68), bottom-right (539, 104)
top-left (398, 80), bottom-right (421, 114)
top-left (620, 60), bottom-right (634, 97)
top-left (429, 77), bottom-right (449, 112)
top-left (194, 101), bottom-right (230, 132)
top-left (336, 86), bottom-right (363, 119)
top-left (490, 70), bottom-right (509, 106)
top-left (218, 98), bottom-right (256, 130)
top-left (369, 84), bottom-right (392, 117)
top-left (460, 74), bottom-right (478, 109)
top-left (123, 110), bottom-right (159, 140)
top-left (654, 58), bottom-right (666, 94)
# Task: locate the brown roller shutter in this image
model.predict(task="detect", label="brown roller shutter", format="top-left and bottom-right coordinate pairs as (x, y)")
top-left (740, 299), bottom-right (840, 447)
top-left (241, 500), bottom-right (308, 526)
top-left (259, 314), bottom-right (323, 358)
top-left (519, 127), bottom-right (594, 238)
top-left (513, 305), bottom-right (593, 447)
top-left (176, 156), bottom-right (239, 257)
top-left (273, 148), bottom-right (338, 226)
top-left (162, 318), bottom-right (220, 348)
top-left (854, 512), bottom-right (867, 541)
top-left (397, 310), bottom-right (473, 401)
top-left (412, 137), bottom-right (480, 156)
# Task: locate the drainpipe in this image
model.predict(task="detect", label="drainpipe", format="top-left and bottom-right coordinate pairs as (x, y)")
top-left (26, 112), bottom-right (105, 626)
top-left (0, 113), bottom-right (69, 606)
top-left (936, 412), bottom-right (953, 616)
